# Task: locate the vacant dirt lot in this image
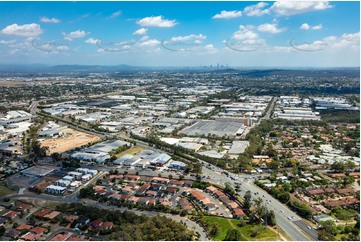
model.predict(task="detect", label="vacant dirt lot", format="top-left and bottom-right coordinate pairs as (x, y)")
top-left (32, 176), bottom-right (59, 193)
top-left (40, 128), bottom-right (100, 154)
top-left (115, 146), bottom-right (145, 158)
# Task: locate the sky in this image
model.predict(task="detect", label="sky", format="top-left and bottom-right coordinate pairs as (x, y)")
top-left (0, 1), bottom-right (359, 67)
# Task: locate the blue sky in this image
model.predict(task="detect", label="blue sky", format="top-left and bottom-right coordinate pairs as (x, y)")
top-left (0, 1), bottom-right (359, 67)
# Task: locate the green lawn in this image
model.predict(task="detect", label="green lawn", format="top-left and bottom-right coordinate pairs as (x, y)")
top-left (0, 185), bottom-right (15, 197)
top-left (204, 216), bottom-right (278, 241)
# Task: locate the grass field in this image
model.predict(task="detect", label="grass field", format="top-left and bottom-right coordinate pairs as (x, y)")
top-left (0, 185), bottom-right (15, 197)
top-left (204, 216), bottom-right (278, 241)
top-left (116, 146), bottom-right (145, 158)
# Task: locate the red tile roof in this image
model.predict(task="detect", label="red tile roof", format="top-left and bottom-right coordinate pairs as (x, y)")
top-left (16, 223), bottom-right (33, 231)
top-left (233, 208), bottom-right (245, 216)
top-left (21, 232), bottom-right (39, 241)
top-left (33, 209), bottom-right (52, 218)
top-left (30, 226), bottom-right (47, 235)
top-left (51, 232), bottom-right (73, 241)
top-left (3, 210), bottom-right (19, 219)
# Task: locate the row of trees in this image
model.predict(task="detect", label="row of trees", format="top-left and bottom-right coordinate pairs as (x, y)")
top-left (57, 203), bottom-right (196, 240)
top-left (21, 117), bottom-right (49, 160)
top-left (243, 191), bottom-right (277, 226)
top-left (236, 119), bottom-right (274, 172)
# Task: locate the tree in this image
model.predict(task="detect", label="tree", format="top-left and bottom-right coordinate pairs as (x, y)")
top-left (320, 220), bottom-right (338, 236)
top-left (180, 209), bottom-right (188, 217)
top-left (224, 182), bottom-right (235, 196)
top-left (331, 161), bottom-right (346, 173)
top-left (318, 230), bottom-right (336, 241)
top-left (266, 210), bottom-right (277, 226)
top-left (252, 198), bottom-right (265, 224)
top-left (209, 222), bottom-right (220, 238)
top-left (342, 175), bottom-right (355, 187)
top-left (51, 152), bottom-right (61, 161)
top-left (0, 226), bottom-right (5, 236)
top-left (79, 187), bottom-right (93, 199)
top-left (224, 229), bottom-right (241, 241)
top-left (193, 162), bottom-right (203, 174)
top-left (345, 160), bottom-right (356, 171)
top-left (244, 190), bottom-right (252, 212)
top-left (269, 160), bottom-right (280, 170)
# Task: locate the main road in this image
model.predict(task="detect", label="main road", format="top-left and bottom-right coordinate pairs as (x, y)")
top-left (202, 165), bottom-right (314, 241)
top-left (36, 94), bottom-right (313, 241)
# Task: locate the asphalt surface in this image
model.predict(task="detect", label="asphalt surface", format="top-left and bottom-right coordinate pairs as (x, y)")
top-left (202, 166), bottom-right (313, 241)
top-left (33, 95), bottom-right (313, 241)
top-left (293, 220), bottom-right (319, 240)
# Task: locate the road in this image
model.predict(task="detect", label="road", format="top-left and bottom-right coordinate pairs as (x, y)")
top-left (29, 101), bottom-right (39, 114)
top-left (262, 96), bottom-right (277, 120)
top-left (34, 94), bottom-right (312, 241)
top-left (5, 194), bottom-right (208, 241)
top-left (202, 165), bottom-right (314, 241)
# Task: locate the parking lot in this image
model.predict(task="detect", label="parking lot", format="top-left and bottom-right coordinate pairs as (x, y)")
top-left (8, 174), bottom-right (39, 189)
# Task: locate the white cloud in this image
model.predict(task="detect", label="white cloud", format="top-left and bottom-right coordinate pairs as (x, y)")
top-left (212, 10), bottom-right (242, 19)
top-left (312, 24), bottom-right (323, 30)
top-left (138, 39), bottom-right (161, 47)
top-left (270, 1), bottom-right (333, 16)
top-left (289, 32), bottom-right (359, 51)
top-left (0, 40), bottom-right (16, 44)
top-left (331, 32), bottom-right (359, 49)
top-left (232, 25), bottom-right (258, 40)
top-left (85, 38), bottom-right (99, 44)
top-left (227, 25), bottom-right (266, 52)
top-left (139, 36), bottom-right (149, 42)
top-left (300, 23), bottom-right (323, 30)
top-left (258, 23), bottom-right (285, 33)
top-left (108, 11), bottom-right (121, 19)
top-left (300, 23), bottom-right (310, 30)
top-left (0, 23), bottom-right (43, 37)
top-left (203, 44), bottom-right (217, 53)
top-left (170, 34), bottom-right (206, 43)
top-left (243, 2), bottom-right (270, 16)
top-left (133, 28), bottom-right (148, 35)
top-left (40, 17), bottom-right (60, 23)
top-left (63, 30), bottom-right (89, 41)
top-left (136, 16), bottom-right (177, 28)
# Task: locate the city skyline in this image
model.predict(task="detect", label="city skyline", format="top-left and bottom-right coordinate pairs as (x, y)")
top-left (0, 1), bottom-right (359, 67)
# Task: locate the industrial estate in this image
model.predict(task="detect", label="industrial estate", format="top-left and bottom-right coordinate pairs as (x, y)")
top-left (0, 66), bottom-right (359, 241)
top-left (0, 0), bottom-right (360, 241)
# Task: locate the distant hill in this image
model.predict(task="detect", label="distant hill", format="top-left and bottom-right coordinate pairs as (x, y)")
top-left (0, 64), bottom-right (358, 76)
top-left (48, 64), bottom-right (143, 72)
top-left (0, 64), bottom-right (49, 72)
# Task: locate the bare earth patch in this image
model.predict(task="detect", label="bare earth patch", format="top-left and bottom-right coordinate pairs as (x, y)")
top-left (40, 128), bottom-right (101, 154)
